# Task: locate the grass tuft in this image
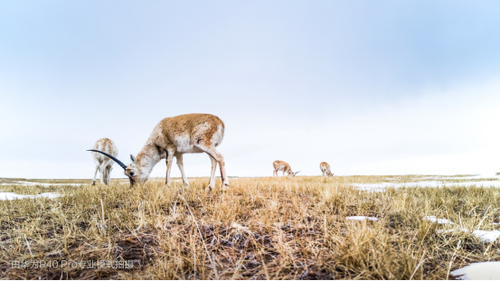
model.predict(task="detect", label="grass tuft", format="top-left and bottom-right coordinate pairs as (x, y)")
top-left (1, 175), bottom-right (499, 279)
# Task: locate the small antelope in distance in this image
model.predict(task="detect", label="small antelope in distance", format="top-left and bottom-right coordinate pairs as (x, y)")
top-left (320, 161), bottom-right (333, 177)
top-left (88, 113), bottom-right (229, 190)
top-left (273, 160), bottom-right (299, 178)
top-left (91, 138), bottom-right (118, 185)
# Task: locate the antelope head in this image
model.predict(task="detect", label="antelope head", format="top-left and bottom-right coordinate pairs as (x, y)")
top-left (125, 154), bottom-right (153, 185)
top-left (287, 170), bottom-right (300, 178)
top-left (87, 149), bottom-right (146, 186)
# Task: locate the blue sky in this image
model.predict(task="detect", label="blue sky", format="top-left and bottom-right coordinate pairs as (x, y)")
top-left (1, 1), bottom-right (500, 178)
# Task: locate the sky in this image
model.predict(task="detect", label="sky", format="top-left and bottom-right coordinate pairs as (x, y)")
top-left (1, 0), bottom-right (500, 179)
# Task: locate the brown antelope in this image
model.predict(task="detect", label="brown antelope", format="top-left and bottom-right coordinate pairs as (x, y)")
top-left (88, 113), bottom-right (229, 190)
top-left (320, 161), bottom-right (334, 177)
top-left (91, 138), bottom-right (118, 185)
top-left (273, 160), bottom-right (299, 178)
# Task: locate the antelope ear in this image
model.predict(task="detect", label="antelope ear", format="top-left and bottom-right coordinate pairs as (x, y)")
top-left (130, 154), bottom-right (137, 164)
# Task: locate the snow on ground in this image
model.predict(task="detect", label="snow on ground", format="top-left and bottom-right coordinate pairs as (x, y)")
top-left (383, 174), bottom-right (500, 181)
top-left (0, 192), bottom-right (61, 200)
top-left (352, 184), bottom-right (379, 192)
top-left (451, 261), bottom-right (500, 280)
top-left (450, 174), bottom-right (500, 179)
top-left (346, 216), bottom-right (378, 221)
top-left (353, 181), bottom-right (500, 192)
top-left (437, 228), bottom-right (500, 243)
top-left (0, 181), bottom-right (82, 187)
top-left (423, 216), bottom-right (454, 225)
top-left (471, 230), bottom-right (500, 243)
top-left (417, 174), bottom-right (500, 180)
top-left (422, 217), bottom-right (500, 243)
top-left (354, 174), bottom-right (500, 192)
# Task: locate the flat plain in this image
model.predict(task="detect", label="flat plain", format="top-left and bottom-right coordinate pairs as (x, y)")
top-left (1, 175), bottom-right (500, 279)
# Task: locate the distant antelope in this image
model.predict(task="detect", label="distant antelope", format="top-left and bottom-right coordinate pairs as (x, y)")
top-left (273, 160), bottom-right (299, 178)
top-left (88, 113), bottom-right (229, 190)
top-left (320, 162), bottom-right (333, 177)
top-left (91, 138), bottom-right (118, 185)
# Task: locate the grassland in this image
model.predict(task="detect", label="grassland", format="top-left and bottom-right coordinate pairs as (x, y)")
top-left (1, 175), bottom-right (500, 279)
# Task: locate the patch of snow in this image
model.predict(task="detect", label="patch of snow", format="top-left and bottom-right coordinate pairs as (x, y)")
top-left (0, 181), bottom-right (81, 187)
top-left (417, 174), bottom-right (500, 180)
top-left (354, 180), bottom-right (500, 192)
top-left (472, 230), bottom-right (500, 243)
top-left (0, 192), bottom-right (61, 200)
top-left (417, 176), bottom-right (452, 180)
top-left (435, 227), bottom-right (500, 244)
top-left (452, 174), bottom-right (500, 179)
top-left (346, 216), bottom-right (378, 221)
top-left (356, 186), bottom-right (386, 193)
top-left (423, 216), bottom-right (454, 225)
top-left (450, 181), bottom-right (500, 188)
top-left (451, 261), bottom-right (500, 280)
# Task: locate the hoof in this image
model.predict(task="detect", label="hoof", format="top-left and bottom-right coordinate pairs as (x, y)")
top-left (206, 185), bottom-right (214, 192)
top-left (92, 181), bottom-right (96, 186)
top-left (223, 181), bottom-right (230, 186)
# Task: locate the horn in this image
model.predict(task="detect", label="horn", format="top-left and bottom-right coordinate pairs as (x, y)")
top-left (87, 149), bottom-right (128, 170)
top-left (294, 171), bottom-right (301, 175)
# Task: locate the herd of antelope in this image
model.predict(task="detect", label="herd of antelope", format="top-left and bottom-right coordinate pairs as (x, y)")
top-left (89, 113), bottom-right (333, 190)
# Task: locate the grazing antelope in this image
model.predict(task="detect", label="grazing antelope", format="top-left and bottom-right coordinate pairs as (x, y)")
top-left (91, 138), bottom-right (118, 185)
top-left (273, 160), bottom-right (299, 178)
top-left (320, 161), bottom-right (334, 177)
top-left (88, 113), bottom-right (229, 190)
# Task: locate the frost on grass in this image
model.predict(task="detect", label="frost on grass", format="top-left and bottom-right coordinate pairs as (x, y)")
top-left (451, 261), bottom-right (500, 280)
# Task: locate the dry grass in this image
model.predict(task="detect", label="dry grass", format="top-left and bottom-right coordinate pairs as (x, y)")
top-left (1, 176), bottom-right (500, 279)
